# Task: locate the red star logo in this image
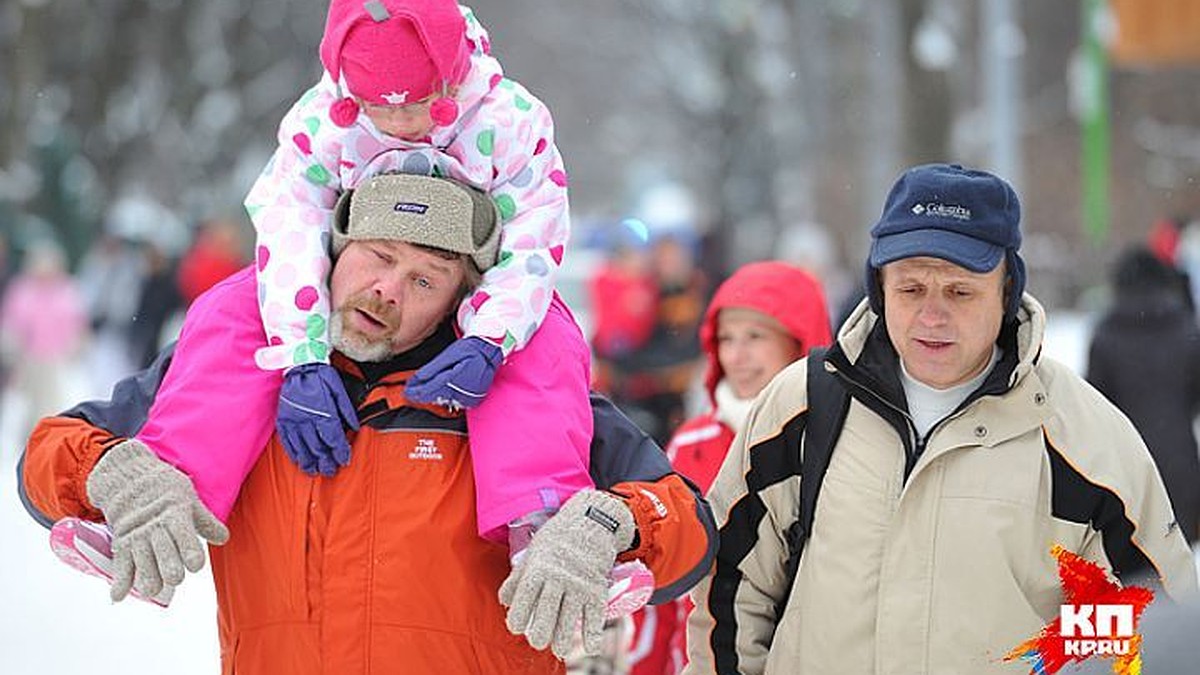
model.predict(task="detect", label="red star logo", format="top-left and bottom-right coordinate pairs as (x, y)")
top-left (1004, 545), bottom-right (1154, 674)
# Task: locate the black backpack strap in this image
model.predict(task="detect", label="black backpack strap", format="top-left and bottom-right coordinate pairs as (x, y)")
top-left (778, 347), bottom-right (851, 612)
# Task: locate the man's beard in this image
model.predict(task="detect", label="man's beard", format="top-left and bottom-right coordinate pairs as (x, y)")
top-left (329, 294), bottom-right (403, 363)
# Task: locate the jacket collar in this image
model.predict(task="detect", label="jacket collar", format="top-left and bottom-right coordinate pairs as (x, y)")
top-left (823, 294), bottom-right (1047, 473)
top-left (331, 319), bottom-right (465, 426)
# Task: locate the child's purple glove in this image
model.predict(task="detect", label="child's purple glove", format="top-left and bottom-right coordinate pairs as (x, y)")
top-left (276, 363), bottom-right (360, 476)
top-left (405, 336), bottom-right (503, 410)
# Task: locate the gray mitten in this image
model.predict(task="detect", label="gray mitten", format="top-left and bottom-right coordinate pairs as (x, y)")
top-left (498, 489), bottom-right (636, 659)
top-left (86, 439), bottom-right (230, 602)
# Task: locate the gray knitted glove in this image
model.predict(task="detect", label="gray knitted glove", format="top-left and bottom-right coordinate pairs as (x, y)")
top-left (85, 439), bottom-right (229, 602)
top-left (499, 489), bottom-right (636, 659)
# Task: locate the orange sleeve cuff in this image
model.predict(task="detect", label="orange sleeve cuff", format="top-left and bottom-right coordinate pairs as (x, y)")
top-left (22, 416), bottom-right (122, 522)
top-left (610, 474), bottom-right (710, 591)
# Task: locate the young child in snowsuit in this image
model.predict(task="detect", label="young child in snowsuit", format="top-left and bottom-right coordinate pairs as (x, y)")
top-left (49, 0), bottom-right (652, 615)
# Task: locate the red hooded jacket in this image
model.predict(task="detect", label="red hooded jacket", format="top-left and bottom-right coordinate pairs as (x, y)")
top-left (669, 261), bottom-right (832, 493)
top-left (630, 261), bottom-right (831, 675)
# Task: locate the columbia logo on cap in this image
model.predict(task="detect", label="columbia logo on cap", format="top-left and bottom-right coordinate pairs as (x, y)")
top-left (393, 202), bottom-right (429, 214)
top-left (911, 202), bottom-right (972, 221)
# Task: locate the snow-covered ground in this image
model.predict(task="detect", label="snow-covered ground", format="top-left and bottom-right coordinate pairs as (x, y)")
top-left (0, 359), bottom-right (219, 675)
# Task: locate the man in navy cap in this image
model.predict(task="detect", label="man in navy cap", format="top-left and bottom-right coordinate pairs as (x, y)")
top-left (683, 164), bottom-right (1197, 674)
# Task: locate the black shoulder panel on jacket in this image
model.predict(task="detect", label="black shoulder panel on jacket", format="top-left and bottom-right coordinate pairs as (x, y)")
top-left (1045, 432), bottom-right (1160, 589)
top-left (361, 405), bottom-right (467, 434)
top-left (588, 393), bottom-right (673, 488)
top-left (66, 344), bottom-right (176, 437)
top-left (708, 410), bottom-right (807, 674)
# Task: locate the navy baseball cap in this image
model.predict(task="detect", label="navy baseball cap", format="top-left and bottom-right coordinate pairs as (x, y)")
top-left (866, 163), bottom-right (1026, 317)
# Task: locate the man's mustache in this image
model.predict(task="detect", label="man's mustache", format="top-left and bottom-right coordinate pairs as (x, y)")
top-left (339, 294), bottom-right (400, 330)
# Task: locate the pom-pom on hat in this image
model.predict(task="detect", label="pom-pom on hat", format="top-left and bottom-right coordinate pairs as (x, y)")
top-left (320, 0), bottom-right (470, 107)
top-left (332, 173), bottom-right (501, 274)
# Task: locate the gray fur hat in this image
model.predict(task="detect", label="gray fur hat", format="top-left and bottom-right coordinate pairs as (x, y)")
top-left (332, 173), bottom-right (502, 273)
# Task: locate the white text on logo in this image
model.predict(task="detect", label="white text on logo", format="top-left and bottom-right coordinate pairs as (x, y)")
top-left (912, 202), bottom-right (972, 221)
top-left (408, 438), bottom-right (443, 461)
top-left (639, 488), bottom-right (669, 518)
top-left (1059, 604), bottom-right (1134, 657)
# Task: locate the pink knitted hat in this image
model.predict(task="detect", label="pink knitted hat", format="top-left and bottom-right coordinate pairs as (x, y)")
top-left (320, 0), bottom-right (470, 106)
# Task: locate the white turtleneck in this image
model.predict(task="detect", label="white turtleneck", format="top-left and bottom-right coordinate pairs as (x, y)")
top-left (713, 379), bottom-right (756, 436)
top-left (899, 346), bottom-right (1000, 440)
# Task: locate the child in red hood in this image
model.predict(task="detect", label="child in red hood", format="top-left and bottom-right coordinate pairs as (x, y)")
top-left (627, 261), bottom-right (832, 675)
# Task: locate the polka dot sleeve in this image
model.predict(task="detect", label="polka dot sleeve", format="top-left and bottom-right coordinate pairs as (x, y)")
top-left (454, 79), bottom-right (570, 356)
top-left (244, 82), bottom-right (342, 370)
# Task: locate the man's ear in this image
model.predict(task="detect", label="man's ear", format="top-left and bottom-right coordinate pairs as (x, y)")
top-left (865, 264), bottom-right (884, 315)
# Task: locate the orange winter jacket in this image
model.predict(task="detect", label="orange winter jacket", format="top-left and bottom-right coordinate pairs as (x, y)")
top-left (20, 339), bottom-right (716, 675)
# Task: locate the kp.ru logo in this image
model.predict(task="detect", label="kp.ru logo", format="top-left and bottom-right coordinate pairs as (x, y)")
top-left (1059, 604), bottom-right (1134, 657)
top-left (1004, 545), bottom-right (1154, 675)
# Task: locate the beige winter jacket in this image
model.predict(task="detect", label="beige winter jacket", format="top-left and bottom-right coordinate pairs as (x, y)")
top-left (684, 294), bottom-right (1197, 675)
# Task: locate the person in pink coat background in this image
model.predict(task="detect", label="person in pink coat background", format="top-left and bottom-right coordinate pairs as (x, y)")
top-left (0, 241), bottom-right (89, 441)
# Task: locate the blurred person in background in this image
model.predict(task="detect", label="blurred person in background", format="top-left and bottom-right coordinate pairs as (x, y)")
top-left (176, 216), bottom-right (248, 305)
top-left (1172, 216), bottom-right (1200, 313)
top-left (128, 215), bottom-right (250, 369)
top-left (593, 227), bottom-right (707, 446)
top-left (1145, 214), bottom-right (1195, 314)
top-left (0, 240), bottom-right (88, 443)
top-left (626, 261), bottom-right (831, 675)
top-left (0, 231), bottom-right (14, 415)
top-left (1147, 215), bottom-right (1185, 267)
top-left (76, 231), bottom-right (149, 392)
top-left (128, 240), bottom-right (184, 370)
top-left (589, 219), bottom-right (658, 363)
top-left (1087, 245), bottom-right (1200, 544)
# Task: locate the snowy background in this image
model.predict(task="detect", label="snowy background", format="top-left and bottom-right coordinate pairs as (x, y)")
top-left (0, 364), bottom-right (219, 675)
top-left (2, 1), bottom-right (1199, 672)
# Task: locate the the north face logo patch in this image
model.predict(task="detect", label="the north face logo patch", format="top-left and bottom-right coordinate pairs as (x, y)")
top-left (408, 437), bottom-right (443, 461)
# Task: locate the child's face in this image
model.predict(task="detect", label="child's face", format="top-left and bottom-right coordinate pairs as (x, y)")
top-left (716, 308), bottom-right (804, 399)
top-left (361, 96), bottom-right (437, 141)
top-left (359, 86), bottom-right (458, 141)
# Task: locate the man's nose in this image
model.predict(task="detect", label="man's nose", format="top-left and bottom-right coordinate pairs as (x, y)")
top-left (917, 296), bottom-right (949, 324)
top-left (372, 277), bottom-right (404, 305)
